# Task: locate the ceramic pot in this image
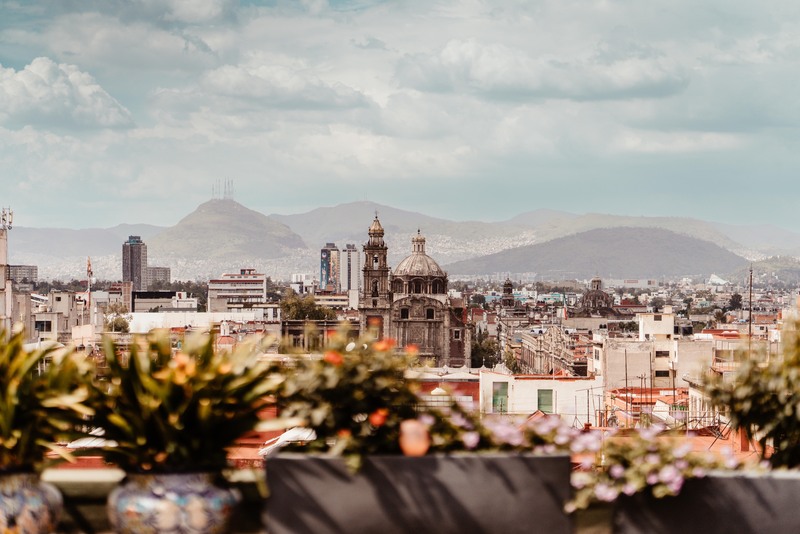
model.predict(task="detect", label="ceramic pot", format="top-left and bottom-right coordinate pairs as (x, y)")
top-left (108, 472), bottom-right (241, 534)
top-left (0, 472), bottom-right (62, 533)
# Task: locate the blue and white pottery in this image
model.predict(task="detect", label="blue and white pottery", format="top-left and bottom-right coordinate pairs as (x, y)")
top-left (0, 472), bottom-right (63, 533)
top-left (108, 472), bottom-right (241, 534)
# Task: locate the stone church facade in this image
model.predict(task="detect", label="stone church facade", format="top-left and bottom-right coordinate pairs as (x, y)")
top-left (359, 216), bottom-right (469, 367)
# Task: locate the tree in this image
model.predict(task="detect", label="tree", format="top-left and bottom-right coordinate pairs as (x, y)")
top-left (502, 349), bottom-right (522, 374)
top-left (280, 290), bottom-right (337, 321)
top-left (470, 294), bottom-right (486, 306)
top-left (649, 297), bottom-right (665, 311)
top-left (729, 293), bottom-right (743, 311)
top-left (104, 302), bottom-right (131, 333)
top-left (470, 331), bottom-right (499, 367)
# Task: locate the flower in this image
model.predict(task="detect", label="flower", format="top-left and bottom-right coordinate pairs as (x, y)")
top-left (462, 431), bottom-right (480, 450)
top-left (369, 408), bottom-right (389, 427)
top-left (323, 351), bottom-right (344, 366)
top-left (373, 339), bottom-right (397, 352)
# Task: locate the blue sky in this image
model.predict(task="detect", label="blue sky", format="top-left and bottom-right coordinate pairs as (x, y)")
top-left (1, 0), bottom-right (799, 229)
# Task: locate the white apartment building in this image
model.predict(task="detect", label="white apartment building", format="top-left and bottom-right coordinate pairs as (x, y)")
top-left (208, 269), bottom-right (268, 312)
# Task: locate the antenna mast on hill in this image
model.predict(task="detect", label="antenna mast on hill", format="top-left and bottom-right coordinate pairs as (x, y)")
top-left (212, 179), bottom-right (235, 200)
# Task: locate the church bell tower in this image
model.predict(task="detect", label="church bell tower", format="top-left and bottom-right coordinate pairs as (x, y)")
top-left (360, 215), bottom-right (392, 338)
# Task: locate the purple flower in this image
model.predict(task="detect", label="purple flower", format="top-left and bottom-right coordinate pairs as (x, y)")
top-left (450, 413), bottom-right (471, 429)
top-left (594, 483), bottom-right (620, 502)
top-left (609, 464), bottom-right (625, 479)
top-left (418, 414), bottom-right (435, 427)
top-left (658, 464), bottom-right (681, 484)
top-left (462, 431), bottom-right (480, 450)
top-left (622, 482), bottom-right (639, 496)
top-left (646, 473), bottom-right (659, 485)
top-left (667, 478), bottom-right (684, 494)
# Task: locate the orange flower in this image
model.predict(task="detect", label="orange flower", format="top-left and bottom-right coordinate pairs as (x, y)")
top-left (373, 338), bottom-right (396, 352)
top-left (405, 344), bottom-right (419, 355)
top-left (337, 429), bottom-right (352, 438)
top-left (369, 408), bottom-right (389, 427)
top-left (323, 351), bottom-right (344, 366)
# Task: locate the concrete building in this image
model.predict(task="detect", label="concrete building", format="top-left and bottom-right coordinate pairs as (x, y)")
top-left (122, 235), bottom-right (171, 291)
top-left (208, 269), bottom-right (269, 313)
top-left (479, 369), bottom-right (603, 425)
top-left (122, 235), bottom-right (148, 291)
top-left (340, 244), bottom-right (360, 292)
top-left (131, 291), bottom-right (198, 313)
top-left (8, 264), bottom-right (38, 292)
top-left (290, 273), bottom-right (316, 295)
top-left (145, 266), bottom-right (171, 289)
top-left (320, 243), bottom-right (340, 292)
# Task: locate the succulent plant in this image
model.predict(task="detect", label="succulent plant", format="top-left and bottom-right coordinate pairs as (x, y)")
top-left (91, 329), bottom-right (280, 473)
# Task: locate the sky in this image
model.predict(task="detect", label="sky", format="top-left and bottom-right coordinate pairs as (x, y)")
top-left (1, 0), bottom-right (799, 230)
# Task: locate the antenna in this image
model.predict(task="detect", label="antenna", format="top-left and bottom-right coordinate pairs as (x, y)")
top-left (0, 208), bottom-right (12, 230)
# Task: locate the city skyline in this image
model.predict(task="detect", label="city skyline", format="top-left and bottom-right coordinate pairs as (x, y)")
top-left (2, 1), bottom-right (800, 230)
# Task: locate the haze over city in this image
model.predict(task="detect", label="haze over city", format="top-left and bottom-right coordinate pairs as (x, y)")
top-left (2, 1), bottom-right (799, 230)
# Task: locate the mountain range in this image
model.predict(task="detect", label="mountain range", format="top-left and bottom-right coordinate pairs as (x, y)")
top-left (7, 198), bottom-right (800, 282)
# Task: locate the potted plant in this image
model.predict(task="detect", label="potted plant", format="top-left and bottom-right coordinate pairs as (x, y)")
top-left (264, 332), bottom-right (574, 534)
top-left (0, 326), bottom-right (95, 533)
top-left (90, 329), bottom-right (279, 534)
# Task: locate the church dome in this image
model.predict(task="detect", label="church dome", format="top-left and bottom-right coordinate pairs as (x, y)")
top-left (393, 231), bottom-right (446, 278)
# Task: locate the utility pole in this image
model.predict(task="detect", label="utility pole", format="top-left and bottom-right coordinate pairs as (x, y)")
top-left (748, 265), bottom-right (753, 356)
top-left (0, 208), bottom-right (12, 336)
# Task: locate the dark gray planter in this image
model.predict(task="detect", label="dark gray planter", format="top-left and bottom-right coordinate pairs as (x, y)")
top-left (614, 471), bottom-right (800, 534)
top-left (264, 453), bottom-right (573, 534)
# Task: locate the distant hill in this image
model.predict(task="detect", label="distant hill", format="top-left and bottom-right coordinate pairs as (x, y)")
top-left (270, 201), bottom-right (538, 265)
top-left (510, 212), bottom-right (743, 251)
top-left (148, 199), bottom-right (306, 261)
top-left (9, 227), bottom-right (130, 258)
top-left (504, 209), bottom-right (578, 227)
top-left (444, 227), bottom-right (749, 279)
top-left (711, 223), bottom-right (800, 257)
top-left (728, 256), bottom-right (800, 286)
top-left (106, 223), bottom-right (165, 243)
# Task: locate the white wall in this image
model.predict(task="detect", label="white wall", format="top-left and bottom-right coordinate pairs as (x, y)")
top-left (479, 370), bottom-right (604, 426)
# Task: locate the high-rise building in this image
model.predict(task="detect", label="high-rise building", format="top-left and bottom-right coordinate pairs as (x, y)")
top-left (340, 244), bottom-right (361, 292)
top-left (146, 266), bottom-right (171, 289)
top-left (207, 268), bottom-right (268, 312)
top-left (122, 236), bottom-right (148, 291)
top-left (320, 243), bottom-right (340, 292)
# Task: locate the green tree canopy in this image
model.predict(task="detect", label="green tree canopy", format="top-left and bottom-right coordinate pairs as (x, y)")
top-left (280, 290), bottom-right (337, 320)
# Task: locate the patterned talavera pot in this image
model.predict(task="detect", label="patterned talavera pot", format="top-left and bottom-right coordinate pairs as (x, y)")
top-left (108, 472), bottom-right (241, 534)
top-left (0, 471), bottom-right (63, 533)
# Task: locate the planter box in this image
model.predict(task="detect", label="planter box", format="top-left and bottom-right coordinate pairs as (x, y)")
top-left (264, 453), bottom-right (572, 534)
top-left (614, 471), bottom-right (800, 534)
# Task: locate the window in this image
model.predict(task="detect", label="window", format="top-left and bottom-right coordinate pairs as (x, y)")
top-left (371, 280), bottom-right (378, 297)
top-left (538, 389), bottom-right (554, 414)
top-left (492, 382), bottom-right (508, 413)
top-left (426, 308), bottom-right (434, 320)
top-left (401, 308), bottom-right (409, 319)
top-left (655, 350), bottom-right (670, 358)
top-left (654, 315), bottom-right (662, 321)
top-left (655, 370), bottom-right (670, 378)
top-left (453, 330), bottom-right (461, 340)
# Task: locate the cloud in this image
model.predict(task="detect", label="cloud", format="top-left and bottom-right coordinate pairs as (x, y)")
top-left (201, 64), bottom-right (370, 108)
top-left (0, 57), bottom-right (133, 129)
top-left (396, 38), bottom-right (689, 101)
